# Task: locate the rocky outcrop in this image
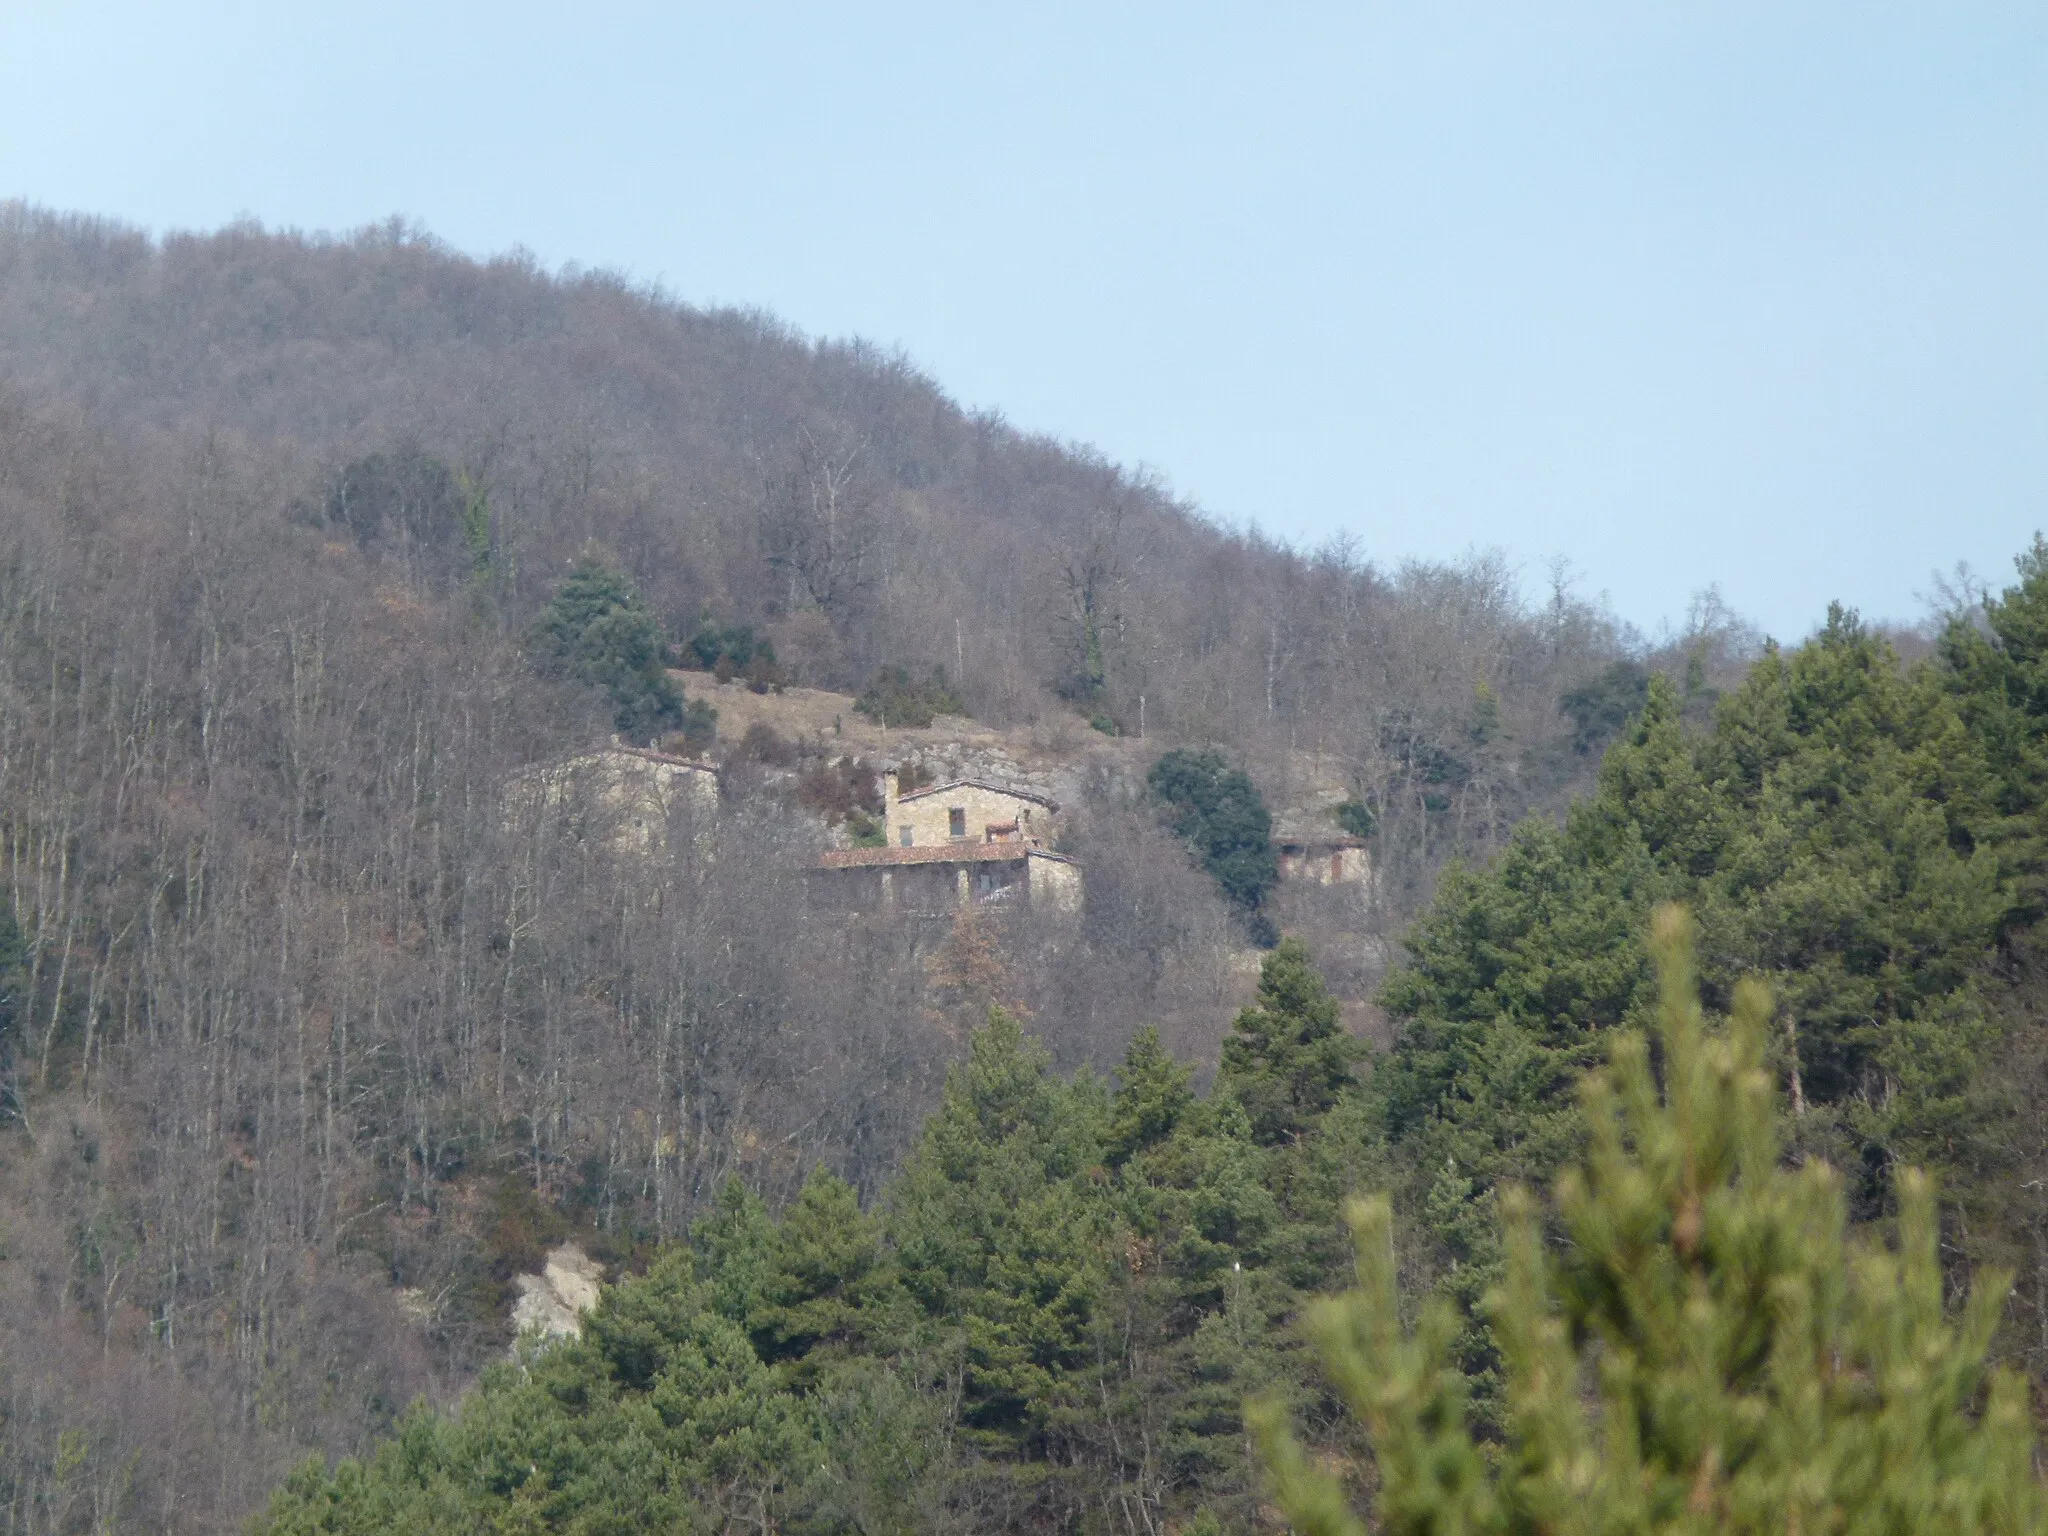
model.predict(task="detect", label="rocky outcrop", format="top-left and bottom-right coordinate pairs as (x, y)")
top-left (511, 1244), bottom-right (605, 1341)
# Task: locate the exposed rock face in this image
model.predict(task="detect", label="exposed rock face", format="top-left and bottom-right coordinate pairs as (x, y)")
top-left (511, 1244), bottom-right (605, 1342)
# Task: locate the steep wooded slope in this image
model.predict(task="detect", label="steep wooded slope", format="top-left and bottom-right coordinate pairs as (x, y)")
top-left (0, 202), bottom-right (1697, 1531)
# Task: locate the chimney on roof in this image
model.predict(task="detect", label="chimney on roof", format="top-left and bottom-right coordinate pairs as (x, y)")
top-left (883, 768), bottom-right (900, 824)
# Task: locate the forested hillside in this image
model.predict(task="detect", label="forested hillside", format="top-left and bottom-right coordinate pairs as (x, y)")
top-left (252, 547), bottom-right (2048, 1536)
top-left (0, 200), bottom-right (1977, 1534)
top-left (0, 204), bottom-right (1686, 1530)
top-left (256, 962), bottom-right (1378, 1535)
top-left (0, 203), bottom-right (1700, 907)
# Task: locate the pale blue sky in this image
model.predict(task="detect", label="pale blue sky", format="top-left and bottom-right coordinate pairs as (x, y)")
top-left (3, 4), bottom-right (2043, 640)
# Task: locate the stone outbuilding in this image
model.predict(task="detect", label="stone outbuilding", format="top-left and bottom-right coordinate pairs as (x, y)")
top-left (1276, 834), bottom-right (1372, 885)
top-left (504, 743), bottom-right (718, 853)
top-left (1273, 811), bottom-right (1373, 888)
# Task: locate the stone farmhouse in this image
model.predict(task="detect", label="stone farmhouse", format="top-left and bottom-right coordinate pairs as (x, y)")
top-left (810, 771), bottom-right (1081, 915)
top-left (511, 744), bottom-right (1366, 920)
top-left (884, 771), bottom-right (1058, 849)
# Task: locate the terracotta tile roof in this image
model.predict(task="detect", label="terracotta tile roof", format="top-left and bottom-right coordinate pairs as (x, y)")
top-left (815, 843), bottom-right (1074, 869)
top-left (1277, 834), bottom-right (1369, 851)
top-left (895, 777), bottom-right (1058, 811)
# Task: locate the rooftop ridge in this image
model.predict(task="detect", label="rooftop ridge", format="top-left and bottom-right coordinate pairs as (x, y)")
top-left (893, 775), bottom-right (1057, 810)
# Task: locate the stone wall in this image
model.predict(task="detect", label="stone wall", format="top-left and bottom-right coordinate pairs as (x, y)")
top-left (886, 776), bottom-right (1057, 849)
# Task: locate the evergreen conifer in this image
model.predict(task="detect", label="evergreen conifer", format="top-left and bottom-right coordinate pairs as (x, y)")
top-left (1147, 748), bottom-right (1280, 939)
top-left (1220, 939), bottom-right (1360, 1147)
top-left (531, 552), bottom-right (699, 745)
top-left (1252, 907), bottom-right (2046, 1535)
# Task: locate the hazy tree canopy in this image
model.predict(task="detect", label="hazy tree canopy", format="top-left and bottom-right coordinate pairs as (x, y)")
top-left (0, 202), bottom-right (1650, 784)
top-left (682, 619), bottom-right (784, 690)
top-left (1147, 748), bottom-right (1279, 938)
top-left (1332, 797), bottom-right (1376, 838)
top-left (685, 621), bottom-right (769, 671)
top-left (530, 552), bottom-right (697, 744)
top-left (1254, 909), bottom-right (2046, 1536)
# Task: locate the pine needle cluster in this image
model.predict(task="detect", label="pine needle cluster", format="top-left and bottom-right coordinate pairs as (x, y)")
top-left (1253, 905), bottom-right (2046, 1535)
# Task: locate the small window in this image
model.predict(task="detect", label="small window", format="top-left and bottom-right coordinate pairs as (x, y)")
top-left (948, 807), bottom-right (966, 838)
top-left (899, 826), bottom-right (913, 847)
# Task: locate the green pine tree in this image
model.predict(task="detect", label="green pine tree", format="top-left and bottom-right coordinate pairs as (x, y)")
top-left (1107, 1025), bottom-right (1195, 1167)
top-left (750, 1165), bottom-right (899, 1376)
top-left (1219, 939), bottom-right (1360, 1148)
top-left (887, 1011), bottom-right (1111, 1452)
top-left (1940, 535), bottom-right (2048, 922)
top-left (530, 552), bottom-right (698, 746)
top-left (1251, 906), bottom-right (2047, 1536)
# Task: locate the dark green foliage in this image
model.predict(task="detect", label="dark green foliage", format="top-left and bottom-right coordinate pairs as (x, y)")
top-left (751, 1170), bottom-right (897, 1370)
top-left (261, 1252), bottom-right (866, 1535)
top-left (684, 620), bottom-right (772, 673)
top-left (0, 905), bottom-right (22, 1055)
top-left (1147, 748), bottom-right (1279, 939)
top-left (1106, 1026), bottom-right (1193, 1166)
top-left (1468, 679), bottom-right (1501, 746)
top-left (530, 553), bottom-right (696, 746)
top-left (1051, 515), bottom-right (1122, 709)
top-left (1373, 590), bottom-right (2043, 1420)
top-left (888, 1012), bottom-right (1109, 1449)
top-left (1386, 617), bottom-right (2010, 1173)
top-left (852, 665), bottom-right (966, 728)
top-left (1332, 798), bottom-right (1376, 839)
top-left (684, 620), bottom-right (785, 691)
top-left (1939, 534), bottom-right (2048, 922)
top-left (1558, 656), bottom-right (1650, 754)
top-left (690, 1178), bottom-right (778, 1336)
top-left (1376, 710), bottom-right (1479, 816)
top-left (326, 443), bottom-right (463, 552)
top-left (1219, 939), bottom-right (1360, 1147)
top-left (1253, 910), bottom-right (2047, 1535)
top-left (668, 695), bottom-right (720, 753)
